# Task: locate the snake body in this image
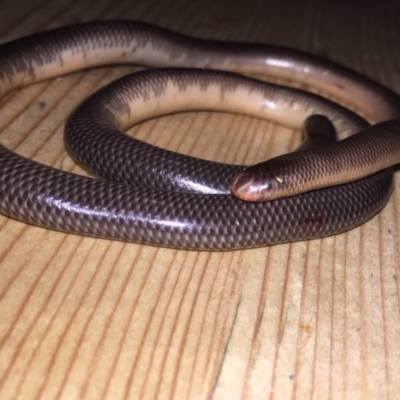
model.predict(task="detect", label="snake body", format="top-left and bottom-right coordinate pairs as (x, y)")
top-left (0, 21), bottom-right (399, 250)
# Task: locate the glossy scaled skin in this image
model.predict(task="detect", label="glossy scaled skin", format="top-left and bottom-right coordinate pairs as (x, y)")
top-left (0, 21), bottom-right (398, 249)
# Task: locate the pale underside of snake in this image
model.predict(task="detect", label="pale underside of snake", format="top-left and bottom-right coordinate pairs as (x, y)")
top-left (0, 20), bottom-right (399, 250)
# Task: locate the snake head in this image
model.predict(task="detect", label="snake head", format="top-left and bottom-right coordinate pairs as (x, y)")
top-left (231, 167), bottom-right (283, 202)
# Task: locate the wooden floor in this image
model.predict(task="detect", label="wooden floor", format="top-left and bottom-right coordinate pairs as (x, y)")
top-left (1, 0), bottom-right (400, 399)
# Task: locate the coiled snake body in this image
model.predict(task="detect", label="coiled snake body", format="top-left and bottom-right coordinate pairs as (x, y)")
top-left (0, 21), bottom-right (399, 250)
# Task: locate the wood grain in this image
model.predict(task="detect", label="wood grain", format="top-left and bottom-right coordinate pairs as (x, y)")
top-left (0, 0), bottom-right (399, 398)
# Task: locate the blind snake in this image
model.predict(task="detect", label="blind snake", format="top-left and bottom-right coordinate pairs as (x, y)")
top-left (0, 20), bottom-right (399, 250)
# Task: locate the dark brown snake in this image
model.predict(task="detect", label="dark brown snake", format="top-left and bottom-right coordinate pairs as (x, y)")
top-left (0, 20), bottom-right (399, 250)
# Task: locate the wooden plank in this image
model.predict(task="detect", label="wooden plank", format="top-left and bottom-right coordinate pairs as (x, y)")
top-left (0, 0), bottom-right (399, 398)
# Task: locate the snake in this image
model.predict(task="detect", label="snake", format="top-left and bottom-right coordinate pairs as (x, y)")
top-left (0, 20), bottom-right (399, 250)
